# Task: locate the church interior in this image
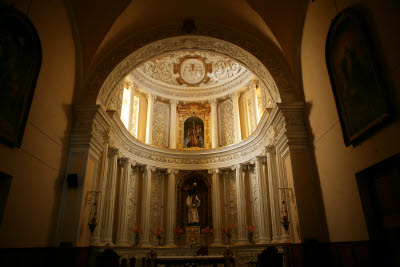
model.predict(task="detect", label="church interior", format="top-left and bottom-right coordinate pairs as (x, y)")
top-left (0, 0), bottom-right (399, 266)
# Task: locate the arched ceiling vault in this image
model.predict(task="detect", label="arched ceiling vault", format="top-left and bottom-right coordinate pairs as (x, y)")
top-left (66, 0), bottom-right (309, 85)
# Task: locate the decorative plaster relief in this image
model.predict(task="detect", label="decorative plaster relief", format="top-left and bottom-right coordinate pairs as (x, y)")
top-left (218, 100), bottom-right (234, 146)
top-left (150, 172), bottom-right (164, 244)
top-left (223, 171), bottom-right (238, 241)
top-left (136, 50), bottom-right (246, 88)
top-left (127, 167), bottom-right (138, 242)
top-left (152, 101), bottom-right (170, 148)
top-left (249, 167), bottom-right (260, 240)
top-left (96, 35), bottom-right (285, 107)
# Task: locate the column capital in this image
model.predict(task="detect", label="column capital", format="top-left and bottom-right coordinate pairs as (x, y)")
top-left (146, 93), bottom-right (155, 102)
top-left (170, 99), bottom-right (178, 106)
top-left (249, 78), bottom-right (258, 89)
top-left (102, 129), bottom-right (111, 144)
top-left (124, 81), bottom-right (134, 90)
top-left (209, 99), bottom-right (218, 106)
top-left (231, 91), bottom-right (241, 100)
top-left (118, 157), bottom-right (136, 167)
top-left (208, 168), bottom-right (220, 174)
top-left (167, 169), bottom-right (179, 175)
top-left (146, 165), bottom-right (156, 172)
top-left (108, 147), bottom-right (119, 156)
top-left (231, 164), bottom-right (242, 171)
top-left (266, 145), bottom-right (276, 155)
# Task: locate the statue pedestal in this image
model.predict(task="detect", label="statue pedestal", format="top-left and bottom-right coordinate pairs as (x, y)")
top-left (185, 226), bottom-right (200, 247)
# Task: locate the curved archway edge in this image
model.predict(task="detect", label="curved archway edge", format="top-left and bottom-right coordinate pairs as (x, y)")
top-left (79, 22), bottom-right (300, 106)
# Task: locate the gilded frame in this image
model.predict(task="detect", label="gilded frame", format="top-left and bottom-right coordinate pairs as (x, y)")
top-left (177, 103), bottom-right (211, 150)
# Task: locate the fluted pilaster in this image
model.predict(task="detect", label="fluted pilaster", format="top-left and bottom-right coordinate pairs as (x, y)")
top-left (209, 169), bottom-right (223, 245)
top-left (232, 164), bottom-right (249, 244)
top-left (90, 132), bottom-right (110, 245)
top-left (255, 156), bottom-right (271, 243)
top-left (100, 147), bottom-right (119, 244)
top-left (266, 146), bottom-right (282, 242)
top-left (139, 165), bottom-right (155, 246)
top-left (166, 169), bottom-right (179, 246)
top-left (116, 157), bottom-right (136, 246)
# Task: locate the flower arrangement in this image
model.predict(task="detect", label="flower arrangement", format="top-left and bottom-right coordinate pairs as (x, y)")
top-left (201, 226), bottom-right (213, 246)
top-left (132, 225), bottom-right (142, 245)
top-left (152, 226), bottom-right (164, 246)
top-left (174, 225), bottom-right (184, 240)
top-left (246, 222), bottom-right (256, 243)
top-left (221, 224), bottom-right (234, 245)
top-left (201, 225), bottom-right (213, 236)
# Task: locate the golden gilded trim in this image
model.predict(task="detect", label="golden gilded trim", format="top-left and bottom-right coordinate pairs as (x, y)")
top-left (178, 103), bottom-right (211, 150)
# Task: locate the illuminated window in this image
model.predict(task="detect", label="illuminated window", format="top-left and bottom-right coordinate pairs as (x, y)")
top-left (121, 87), bottom-right (131, 129)
top-left (131, 96), bottom-right (139, 138)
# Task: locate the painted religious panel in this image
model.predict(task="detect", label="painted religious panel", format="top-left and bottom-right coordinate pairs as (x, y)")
top-left (184, 116), bottom-right (204, 148)
top-left (326, 8), bottom-right (390, 146)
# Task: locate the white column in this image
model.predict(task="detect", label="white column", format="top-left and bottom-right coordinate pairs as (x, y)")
top-left (232, 92), bottom-right (242, 143)
top-left (209, 99), bottom-right (219, 148)
top-left (249, 80), bottom-right (259, 132)
top-left (116, 158), bottom-right (136, 246)
top-left (100, 147), bottom-right (119, 244)
top-left (255, 156), bottom-right (271, 243)
top-left (166, 169), bottom-right (178, 246)
top-left (169, 100), bottom-right (177, 149)
top-left (139, 165), bottom-right (155, 246)
top-left (266, 146), bottom-right (282, 242)
top-left (90, 132), bottom-right (110, 245)
top-left (232, 164), bottom-right (249, 245)
top-left (145, 93), bottom-right (155, 144)
top-left (209, 169), bottom-right (223, 245)
top-left (127, 82), bottom-right (136, 133)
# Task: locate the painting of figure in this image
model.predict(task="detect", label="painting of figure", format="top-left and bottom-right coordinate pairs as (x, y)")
top-left (184, 116), bottom-right (204, 148)
top-left (326, 8), bottom-right (390, 146)
top-left (0, 7), bottom-right (41, 147)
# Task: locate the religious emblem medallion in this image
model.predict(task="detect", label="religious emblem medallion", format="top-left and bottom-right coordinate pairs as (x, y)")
top-left (174, 56), bottom-right (212, 86)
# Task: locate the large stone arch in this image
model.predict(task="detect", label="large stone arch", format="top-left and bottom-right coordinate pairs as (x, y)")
top-left (78, 21), bottom-right (300, 106)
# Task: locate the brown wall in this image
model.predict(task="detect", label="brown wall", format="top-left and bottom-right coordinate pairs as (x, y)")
top-left (301, 0), bottom-right (400, 242)
top-left (0, 0), bottom-right (76, 247)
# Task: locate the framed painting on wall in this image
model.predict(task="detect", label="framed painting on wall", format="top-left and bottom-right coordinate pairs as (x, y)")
top-left (326, 8), bottom-right (390, 146)
top-left (0, 7), bottom-right (42, 147)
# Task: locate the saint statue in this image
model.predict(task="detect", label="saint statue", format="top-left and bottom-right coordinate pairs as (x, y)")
top-left (187, 120), bottom-right (202, 148)
top-left (186, 191), bottom-right (200, 224)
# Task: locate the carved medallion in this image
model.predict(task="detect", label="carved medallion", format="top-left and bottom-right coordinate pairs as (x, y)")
top-left (174, 56), bottom-right (212, 86)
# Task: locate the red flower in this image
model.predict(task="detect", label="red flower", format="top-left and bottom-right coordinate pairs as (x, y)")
top-left (152, 226), bottom-right (164, 237)
top-left (174, 225), bottom-right (184, 236)
top-left (201, 226), bottom-right (214, 236)
top-left (246, 222), bottom-right (256, 233)
top-left (221, 224), bottom-right (234, 234)
top-left (132, 225), bottom-right (142, 234)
